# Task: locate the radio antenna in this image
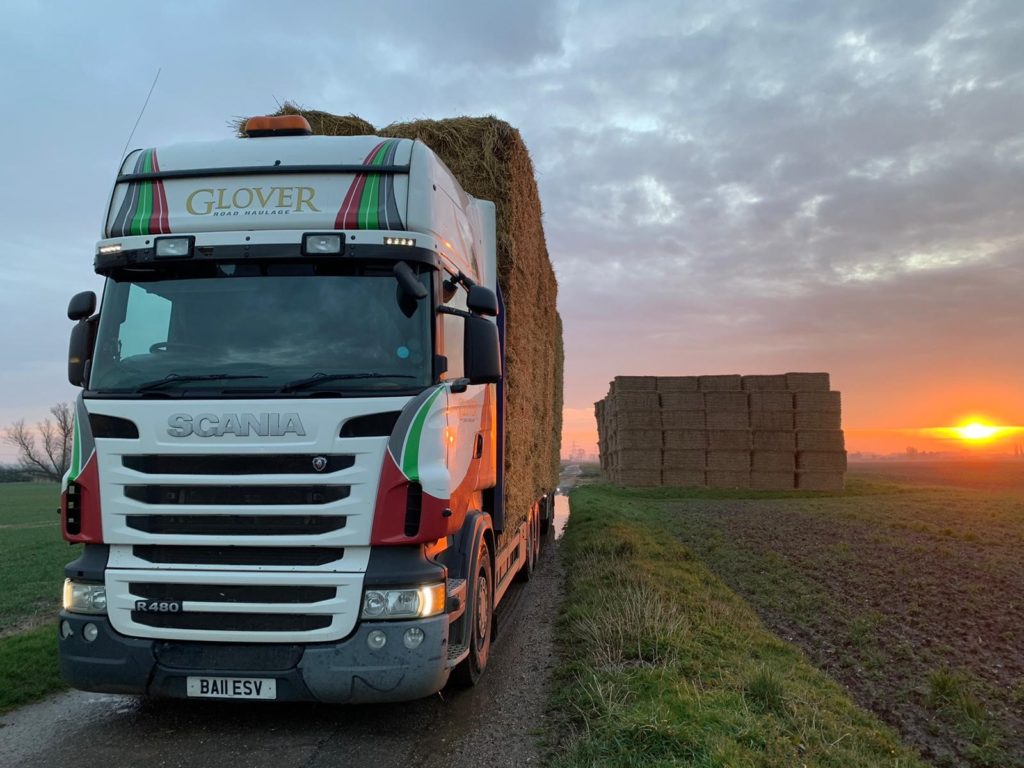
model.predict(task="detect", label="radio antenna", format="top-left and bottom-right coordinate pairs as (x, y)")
top-left (120, 68), bottom-right (161, 161)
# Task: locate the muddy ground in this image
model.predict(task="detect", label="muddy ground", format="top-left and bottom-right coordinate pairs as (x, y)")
top-left (662, 475), bottom-right (1024, 767)
top-left (0, 532), bottom-right (565, 768)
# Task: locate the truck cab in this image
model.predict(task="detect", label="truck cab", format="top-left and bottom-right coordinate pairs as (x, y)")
top-left (57, 115), bottom-right (538, 702)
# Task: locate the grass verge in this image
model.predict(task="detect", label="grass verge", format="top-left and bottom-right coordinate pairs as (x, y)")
top-left (1, 482), bottom-right (76, 636)
top-left (550, 485), bottom-right (925, 767)
top-left (0, 624), bottom-right (64, 713)
top-left (0, 482), bottom-right (72, 712)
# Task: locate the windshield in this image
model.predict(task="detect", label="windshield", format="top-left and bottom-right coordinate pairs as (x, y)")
top-left (89, 261), bottom-right (433, 395)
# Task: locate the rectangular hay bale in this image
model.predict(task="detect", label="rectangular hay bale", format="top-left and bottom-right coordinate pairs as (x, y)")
top-left (741, 375), bottom-right (789, 391)
top-left (615, 469), bottom-right (662, 487)
top-left (662, 449), bottom-right (705, 470)
top-left (663, 429), bottom-right (706, 449)
top-left (751, 451), bottom-right (796, 472)
top-left (615, 429), bottom-right (663, 449)
top-left (796, 430), bottom-right (845, 451)
top-left (661, 411), bottom-right (705, 429)
top-left (750, 410), bottom-right (794, 430)
top-left (706, 411), bottom-right (749, 429)
top-left (797, 451), bottom-right (848, 471)
top-left (613, 376), bottom-right (658, 392)
top-left (707, 450), bottom-right (751, 471)
top-left (795, 411), bottom-right (842, 430)
top-left (660, 392), bottom-right (705, 411)
top-left (614, 410), bottom-right (663, 430)
top-left (704, 392), bottom-right (749, 411)
top-left (752, 430), bottom-right (796, 451)
top-left (786, 372), bottom-right (831, 391)
top-left (662, 469), bottom-right (705, 487)
top-left (707, 430), bottom-right (753, 450)
top-left (749, 392), bottom-right (795, 411)
top-left (706, 470), bottom-right (751, 488)
top-left (796, 471), bottom-right (845, 491)
top-left (699, 374), bottom-right (743, 391)
top-left (657, 376), bottom-right (700, 392)
top-left (751, 471), bottom-right (795, 490)
top-left (794, 391), bottom-right (842, 412)
top-left (615, 448), bottom-right (662, 469)
top-left (609, 392), bottom-right (661, 411)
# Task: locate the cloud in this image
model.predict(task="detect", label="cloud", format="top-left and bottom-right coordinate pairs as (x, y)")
top-left (0, 0), bottom-right (1021, 454)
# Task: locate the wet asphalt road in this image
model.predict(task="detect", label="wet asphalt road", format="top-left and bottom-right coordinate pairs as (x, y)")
top-left (0, 519), bottom-right (566, 768)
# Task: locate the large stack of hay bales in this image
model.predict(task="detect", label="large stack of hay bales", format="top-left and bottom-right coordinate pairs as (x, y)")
top-left (250, 106), bottom-right (563, 542)
top-left (595, 373), bottom-right (845, 490)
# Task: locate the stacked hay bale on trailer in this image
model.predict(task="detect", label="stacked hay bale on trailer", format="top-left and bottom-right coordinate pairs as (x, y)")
top-left (596, 373), bottom-right (846, 490)
top-left (264, 105), bottom-right (564, 542)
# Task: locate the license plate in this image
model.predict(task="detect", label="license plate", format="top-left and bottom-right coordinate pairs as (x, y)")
top-left (186, 676), bottom-right (277, 700)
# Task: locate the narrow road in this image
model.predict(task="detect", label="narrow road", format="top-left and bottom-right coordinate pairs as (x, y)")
top-left (1, 530), bottom-right (565, 768)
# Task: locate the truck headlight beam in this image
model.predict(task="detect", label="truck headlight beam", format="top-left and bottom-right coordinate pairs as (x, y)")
top-left (360, 583), bottom-right (445, 620)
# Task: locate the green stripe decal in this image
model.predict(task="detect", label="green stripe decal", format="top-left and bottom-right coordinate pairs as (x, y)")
top-left (130, 150), bottom-right (154, 235)
top-left (358, 141), bottom-right (393, 230)
top-left (402, 387), bottom-right (444, 481)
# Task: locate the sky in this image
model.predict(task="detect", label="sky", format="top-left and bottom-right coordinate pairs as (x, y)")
top-left (1, 0), bottom-right (1022, 460)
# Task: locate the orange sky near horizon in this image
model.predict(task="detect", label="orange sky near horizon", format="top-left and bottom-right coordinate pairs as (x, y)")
top-left (560, 397), bottom-right (1024, 459)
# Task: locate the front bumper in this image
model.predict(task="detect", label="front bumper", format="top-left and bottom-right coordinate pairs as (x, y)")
top-left (58, 611), bottom-right (451, 703)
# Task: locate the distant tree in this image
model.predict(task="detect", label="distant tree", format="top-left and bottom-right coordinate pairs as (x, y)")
top-left (3, 402), bottom-right (74, 482)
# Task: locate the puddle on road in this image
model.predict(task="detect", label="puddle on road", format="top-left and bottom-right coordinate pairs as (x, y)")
top-left (553, 493), bottom-right (570, 538)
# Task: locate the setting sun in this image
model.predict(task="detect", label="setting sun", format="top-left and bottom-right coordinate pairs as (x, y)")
top-left (956, 422), bottom-right (1000, 441)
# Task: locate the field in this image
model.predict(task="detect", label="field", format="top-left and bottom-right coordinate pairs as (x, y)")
top-left (0, 483), bottom-right (74, 636)
top-left (555, 484), bottom-right (925, 767)
top-left (0, 482), bottom-right (73, 711)
top-left (640, 463), bottom-right (1024, 767)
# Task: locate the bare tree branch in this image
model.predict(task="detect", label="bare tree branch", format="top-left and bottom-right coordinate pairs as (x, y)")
top-left (3, 403), bottom-right (74, 482)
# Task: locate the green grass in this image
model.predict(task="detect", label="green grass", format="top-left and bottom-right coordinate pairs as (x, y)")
top-left (0, 482), bottom-right (77, 635)
top-left (643, 471), bottom-right (1023, 767)
top-left (550, 485), bottom-right (925, 767)
top-left (0, 624), bottom-right (64, 712)
top-left (0, 483), bottom-right (72, 711)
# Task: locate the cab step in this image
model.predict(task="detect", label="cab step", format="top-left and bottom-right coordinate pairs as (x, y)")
top-left (446, 578), bottom-right (467, 622)
top-left (446, 642), bottom-right (469, 668)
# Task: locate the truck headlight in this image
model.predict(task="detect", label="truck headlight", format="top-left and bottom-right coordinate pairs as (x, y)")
top-left (63, 579), bottom-right (107, 615)
top-left (361, 583), bottom-right (445, 620)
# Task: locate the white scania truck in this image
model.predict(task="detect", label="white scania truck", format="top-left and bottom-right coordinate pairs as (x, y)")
top-left (58, 114), bottom-right (549, 702)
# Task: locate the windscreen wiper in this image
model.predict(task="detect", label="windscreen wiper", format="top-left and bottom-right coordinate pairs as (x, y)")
top-left (137, 374), bottom-right (268, 392)
top-left (279, 372), bottom-right (417, 393)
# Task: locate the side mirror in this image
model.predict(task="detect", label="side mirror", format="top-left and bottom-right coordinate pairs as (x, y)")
top-left (68, 318), bottom-right (98, 387)
top-left (393, 262), bottom-right (427, 300)
top-left (464, 315), bottom-right (501, 384)
top-left (466, 285), bottom-right (498, 317)
top-left (68, 291), bottom-right (97, 321)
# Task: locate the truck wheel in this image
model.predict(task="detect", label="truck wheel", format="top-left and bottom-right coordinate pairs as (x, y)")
top-left (452, 538), bottom-right (493, 687)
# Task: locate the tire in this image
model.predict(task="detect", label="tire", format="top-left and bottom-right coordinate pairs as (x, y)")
top-left (451, 538), bottom-right (493, 687)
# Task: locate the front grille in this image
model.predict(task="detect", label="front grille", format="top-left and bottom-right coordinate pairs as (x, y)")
top-left (130, 582), bottom-right (336, 604)
top-left (124, 485), bottom-right (350, 506)
top-left (155, 642), bottom-right (304, 670)
top-left (126, 514), bottom-right (346, 536)
top-left (123, 454), bottom-right (355, 475)
top-left (133, 545), bottom-right (345, 566)
top-left (131, 611), bottom-right (331, 632)
top-left (340, 411), bottom-right (400, 437)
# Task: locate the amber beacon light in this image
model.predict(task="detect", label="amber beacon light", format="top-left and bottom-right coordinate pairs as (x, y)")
top-left (244, 115), bottom-right (313, 137)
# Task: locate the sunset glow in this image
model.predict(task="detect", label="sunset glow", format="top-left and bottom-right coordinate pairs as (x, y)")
top-left (956, 422), bottom-right (999, 441)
